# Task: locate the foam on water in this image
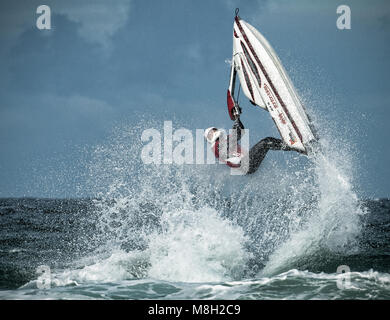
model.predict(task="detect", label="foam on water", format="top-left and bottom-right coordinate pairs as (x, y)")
top-left (27, 115), bottom-right (366, 289)
top-left (262, 148), bottom-right (364, 275)
top-left (147, 207), bottom-right (250, 282)
top-left (11, 268), bottom-right (390, 300)
top-left (47, 207), bottom-right (250, 285)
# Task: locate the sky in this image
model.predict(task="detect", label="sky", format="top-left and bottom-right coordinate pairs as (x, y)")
top-left (0, 0), bottom-right (389, 198)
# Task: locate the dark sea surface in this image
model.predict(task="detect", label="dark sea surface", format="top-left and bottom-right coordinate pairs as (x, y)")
top-left (0, 197), bottom-right (389, 299)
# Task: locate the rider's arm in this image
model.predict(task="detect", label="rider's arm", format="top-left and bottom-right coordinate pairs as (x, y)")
top-left (227, 117), bottom-right (244, 153)
top-left (232, 117), bottom-right (244, 142)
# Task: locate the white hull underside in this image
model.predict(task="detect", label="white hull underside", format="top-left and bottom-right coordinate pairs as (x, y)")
top-left (231, 17), bottom-right (316, 152)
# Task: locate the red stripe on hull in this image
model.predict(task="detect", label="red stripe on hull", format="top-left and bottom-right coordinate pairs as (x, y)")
top-left (235, 17), bottom-right (303, 145)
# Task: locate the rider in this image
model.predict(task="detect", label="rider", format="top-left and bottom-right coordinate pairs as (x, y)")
top-left (204, 108), bottom-right (294, 174)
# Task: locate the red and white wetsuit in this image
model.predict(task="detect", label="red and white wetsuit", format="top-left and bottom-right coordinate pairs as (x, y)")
top-left (210, 119), bottom-right (245, 168)
top-left (209, 119), bottom-right (291, 174)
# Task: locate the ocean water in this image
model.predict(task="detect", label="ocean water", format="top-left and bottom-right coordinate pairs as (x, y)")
top-left (0, 196), bottom-right (389, 300)
top-left (0, 125), bottom-right (389, 300)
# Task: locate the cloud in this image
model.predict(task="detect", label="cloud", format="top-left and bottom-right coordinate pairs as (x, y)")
top-left (0, 93), bottom-right (116, 136)
top-left (234, 0), bottom-right (390, 22)
top-left (177, 42), bottom-right (202, 64)
top-left (0, 1), bottom-right (36, 43)
top-left (55, 0), bottom-right (132, 47)
top-left (0, 0), bottom-right (132, 50)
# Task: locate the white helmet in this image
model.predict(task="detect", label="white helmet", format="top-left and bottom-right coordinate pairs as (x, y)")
top-left (204, 127), bottom-right (222, 144)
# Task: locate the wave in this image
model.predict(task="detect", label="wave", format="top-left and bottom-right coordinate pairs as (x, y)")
top-left (3, 109), bottom-right (370, 295)
top-left (7, 268), bottom-right (390, 300)
top-left (42, 114), bottom-right (362, 284)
